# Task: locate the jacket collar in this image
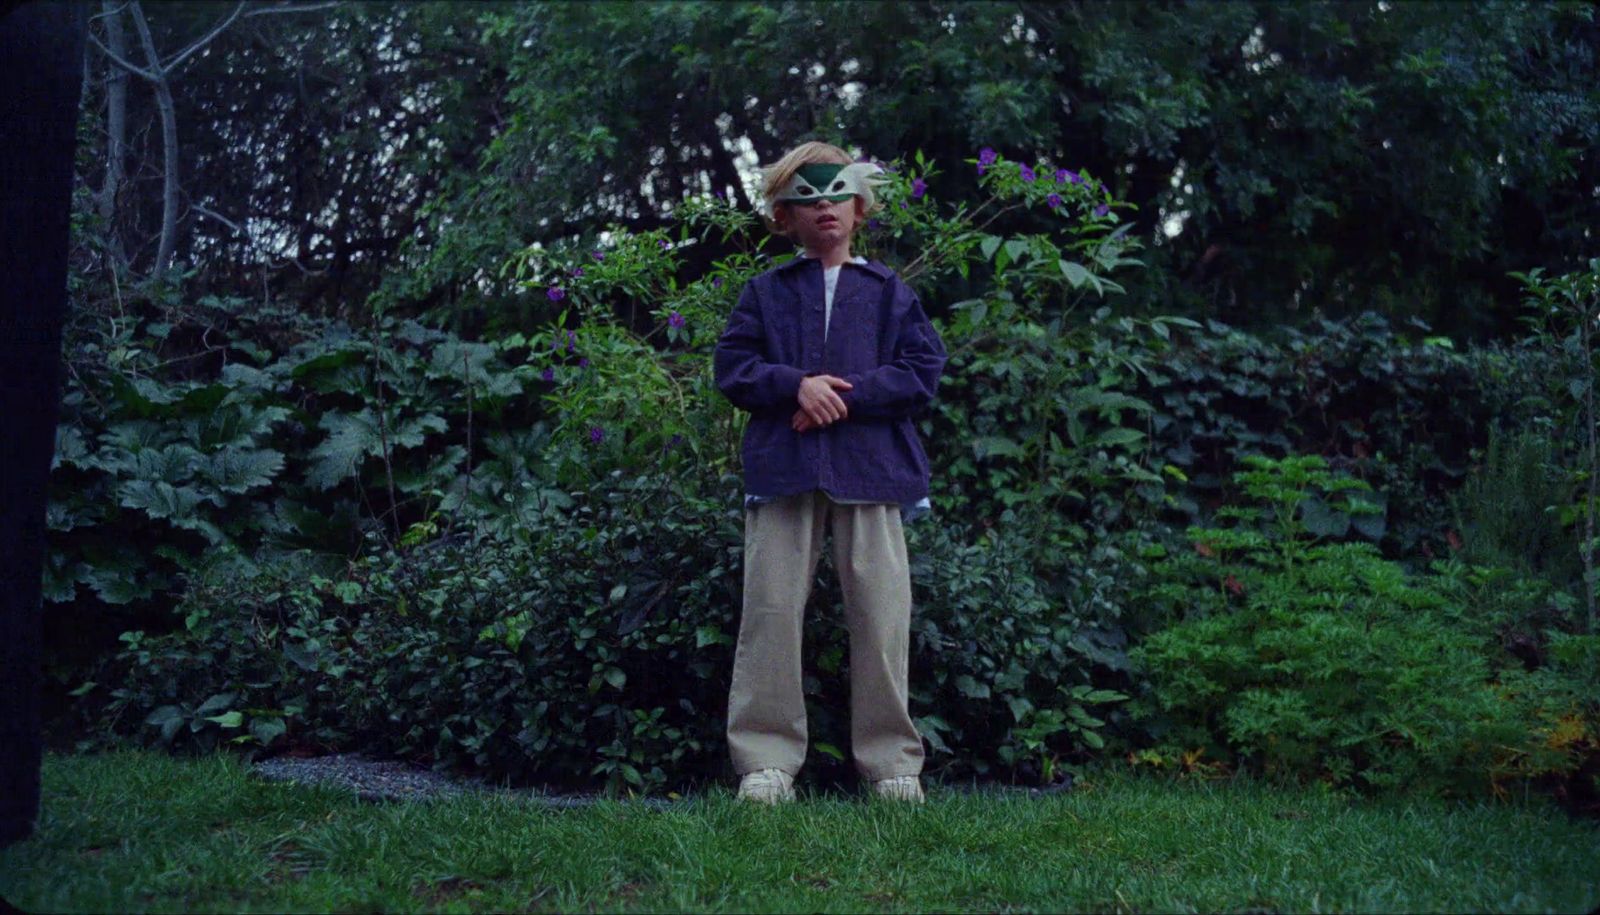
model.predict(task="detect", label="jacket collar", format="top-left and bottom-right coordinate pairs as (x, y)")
top-left (774, 252), bottom-right (892, 280)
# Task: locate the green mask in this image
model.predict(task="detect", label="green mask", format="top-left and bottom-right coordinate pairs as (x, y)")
top-left (770, 161), bottom-right (883, 208)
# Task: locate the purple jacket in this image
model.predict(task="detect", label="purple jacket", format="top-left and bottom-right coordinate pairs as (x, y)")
top-left (713, 256), bottom-right (948, 504)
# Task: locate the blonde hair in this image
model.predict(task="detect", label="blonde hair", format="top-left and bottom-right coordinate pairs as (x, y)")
top-left (758, 140), bottom-right (879, 237)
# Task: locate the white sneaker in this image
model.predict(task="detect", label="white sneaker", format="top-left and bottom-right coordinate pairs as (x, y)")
top-left (872, 774), bottom-right (925, 803)
top-left (737, 767), bottom-right (796, 804)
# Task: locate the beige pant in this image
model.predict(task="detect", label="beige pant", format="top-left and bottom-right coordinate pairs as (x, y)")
top-left (726, 490), bottom-right (925, 782)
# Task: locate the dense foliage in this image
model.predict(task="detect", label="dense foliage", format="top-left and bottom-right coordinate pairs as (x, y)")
top-left (78, 2), bottom-right (1600, 336)
top-left (56, 149), bottom-right (1600, 808)
top-left (37, 0), bottom-right (1600, 812)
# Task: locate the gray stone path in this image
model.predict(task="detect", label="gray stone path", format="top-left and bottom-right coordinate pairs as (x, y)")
top-left (251, 754), bottom-right (1072, 807)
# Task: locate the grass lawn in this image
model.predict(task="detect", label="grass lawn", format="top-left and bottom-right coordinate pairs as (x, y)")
top-left (1, 749), bottom-right (1597, 913)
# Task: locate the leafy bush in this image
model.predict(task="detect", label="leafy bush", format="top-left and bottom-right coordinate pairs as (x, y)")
top-left (80, 471), bottom-right (741, 794)
top-left (79, 470), bottom-right (1134, 793)
top-left (904, 521), bottom-right (1133, 785)
top-left (1127, 454), bottom-right (1599, 798)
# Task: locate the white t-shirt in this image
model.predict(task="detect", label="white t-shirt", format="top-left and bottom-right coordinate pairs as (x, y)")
top-left (814, 253), bottom-right (868, 342)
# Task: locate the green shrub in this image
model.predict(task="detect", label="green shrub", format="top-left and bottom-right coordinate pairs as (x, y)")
top-left (79, 471), bottom-right (741, 794)
top-left (78, 471), bottom-right (1133, 793)
top-left (1127, 454), bottom-right (1599, 798)
top-left (903, 520), bottom-right (1131, 785)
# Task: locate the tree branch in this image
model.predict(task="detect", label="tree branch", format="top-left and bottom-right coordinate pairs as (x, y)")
top-left (87, 32), bottom-right (159, 81)
top-left (159, 1), bottom-right (246, 75)
top-left (89, 1), bottom-right (133, 21)
top-left (242, 1), bottom-right (343, 18)
top-left (187, 202), bottom-right (243, 234)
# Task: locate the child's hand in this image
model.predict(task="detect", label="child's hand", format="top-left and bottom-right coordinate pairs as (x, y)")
top-left (797, 374), bottom-right (853, 426)
top-left (792, 408), bottom-right (819, 432)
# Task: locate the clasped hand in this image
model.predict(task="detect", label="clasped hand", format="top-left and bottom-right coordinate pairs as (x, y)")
top-left (793, 374), bottom-right (853, 432)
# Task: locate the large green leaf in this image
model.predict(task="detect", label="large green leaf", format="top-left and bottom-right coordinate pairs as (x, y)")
top-left (101, 420), bottom-right (166, 458)
top-left (306, 411), bottom-right (383, 490)
top-left (427, 339), bottom-right (499, 383)
top-left (955, 674), bottom-right (992, 699)
top-left (131, 443), bottom-right (202, 485)
top-left (40, 553), bottom-right (78, 603)
top-left (79, 559), bottom-right (152, 605)
top-left (391, 412), bottom-right (449, 449)
top-left (1058, 259), bottom-right (1093, 288)
top-left (118, 479), bottom-right (205, 521)
top-left (175, 383), bottom-right (231, 415)
top-left (288, 346), bottom-right (365, 381)
top-left (306, 409), bottom-right (448, 490)
top-left (121, 477), bottom-right (227, 543)
top-left (192, 401), bottom-right (291, 448)
top-left (219, 362), bottom-right (276, 390)
top-left (52, 426), bottom-right (91, 470)
top-left (109, 375), bottom-right (182, 417)
top-left (201, 446), bottom-right (285, 494)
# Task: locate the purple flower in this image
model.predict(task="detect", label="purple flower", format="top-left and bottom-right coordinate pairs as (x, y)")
top-left (1020, 164), bottom-right (1036, 183)
top-left (571, 267), bottom-right (585, 277)
top-left (1094, 203), bottom-right (1110, 217)
top-left (977, 147), bottom-right (997, 176)
top-left (868, 218), bottom-right (882, 230)
top-left (668, 310), bottom-right (686, 329)
top-left (592, 250), bottom-right (605, 261)
top-left (658, 239), bottom-right (670, 250)
top-left (589, 426), bottom-right (604, 443)
top-left (566, 330), bottom-right (577, 353)
top-left (546, 286), bottom-right (565, 302)
top-left (1056, 168), bottom-right (1082, 185)
top-left (711, 276), bottom-right (723, 288)
top-left (1047, 193), bottom-right (1063, 209)
top-left (578, 357), bottom-right (590, 368)
top-left (911, 177), bottom-right (927, 199)
top-left (899, 201), bottom-right (908, 209)
top-left (541, 367), bottom-right (555, 382)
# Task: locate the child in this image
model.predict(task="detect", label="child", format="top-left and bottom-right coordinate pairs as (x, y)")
top-left (712, 141), bottom-right (948, 804)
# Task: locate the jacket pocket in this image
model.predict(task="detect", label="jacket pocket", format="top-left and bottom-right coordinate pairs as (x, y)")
top-left (741, 416), bottom-right (800, 464)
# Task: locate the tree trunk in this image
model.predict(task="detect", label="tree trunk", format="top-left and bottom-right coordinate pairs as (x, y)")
top-left (98, 0), bottom-right (130, 270)
top-left (0, 0), bottom-right (89, 849)
top-left (129, 0), bottom-right (179, 280)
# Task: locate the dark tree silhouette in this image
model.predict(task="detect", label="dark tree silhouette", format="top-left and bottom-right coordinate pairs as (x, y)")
top-left (1, 0), bottom-right (88, 848)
